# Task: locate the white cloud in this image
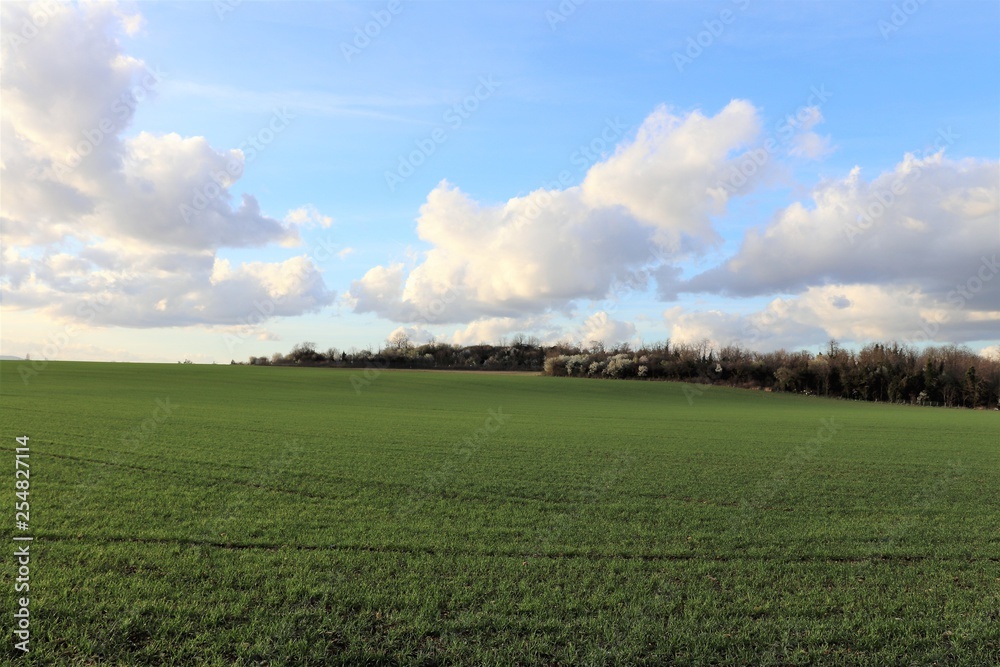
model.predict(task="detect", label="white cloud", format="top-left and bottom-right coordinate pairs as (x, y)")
top-left (682, 153), bottom-right (1000, 312)
top-left (348, 99), bottom-right (994, 352)
top-left (386, 325), bottom-right (434, 346)
top-left (347, 101), bottom-right (766, 332)
top-left (581, 100), bottom-right (760, 245)
top-left (572, 311), bottom-right (637, 347)
top-left (285, 205), bottom-right (333, 229)
top-left (450, 316), bottom-right (547, 346)
top-left (0, 1), bottom-right (334, 327)
top-left (8, 248), bottom-right (332, 328)
top-left (667, 282), bottom-right (1000, 351)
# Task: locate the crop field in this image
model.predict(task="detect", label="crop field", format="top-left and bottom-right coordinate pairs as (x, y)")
top-left (1, 361), bottom-right (997, 665)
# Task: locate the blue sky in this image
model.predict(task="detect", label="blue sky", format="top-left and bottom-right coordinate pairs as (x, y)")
top-left (2, 0), bottom-right (998, 362)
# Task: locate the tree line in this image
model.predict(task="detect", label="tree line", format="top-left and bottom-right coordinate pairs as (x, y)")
top-left (235, 336), bottom-right (1000, 409)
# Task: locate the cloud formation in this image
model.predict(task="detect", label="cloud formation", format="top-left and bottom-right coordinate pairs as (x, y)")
top-left (667, 280), bottom-right (999, 352)
top-left (652, 144), bottom-right (999, 351)
top-left (0, 2), bottom-right (334, 328)
top-left (681, 153), bottom-right (998, 308)
top-left (3, 2), bottom-right (994, 355)
top-left (349, 96), bottom-right (996, 350)
top-left (347, 100), bottom-right (765, 326)
top-left (570, 311), bottom-right (637, 347)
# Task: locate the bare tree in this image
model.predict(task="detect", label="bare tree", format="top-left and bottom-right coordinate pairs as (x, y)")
top-left (388, 331), bottom-right (412, 351)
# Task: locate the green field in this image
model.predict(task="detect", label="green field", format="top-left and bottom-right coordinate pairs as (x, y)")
top-left (1, 361), bottom-right (997, 665)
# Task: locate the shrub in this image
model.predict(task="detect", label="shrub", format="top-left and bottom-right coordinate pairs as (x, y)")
top-left (605, 353), bottom-right (636, 378)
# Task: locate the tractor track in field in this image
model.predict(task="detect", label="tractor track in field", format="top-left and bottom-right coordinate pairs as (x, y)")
top-left (31, 533), bottom-right (1000, 564)
top-left (41, 450), bottom-right (341, 500)
top-left (40, 450), bottom-right (652, 508)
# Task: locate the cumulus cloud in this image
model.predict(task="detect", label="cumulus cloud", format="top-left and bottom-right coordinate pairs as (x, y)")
top-left (654, 131), bottom-right (999, 350)
top-left (571, 311), bottom-right (637, 347)
top-left (386, 325), bottom-right (435, 346)
top-left (580, 100), bottom-right (760, 245)
top-left (444, 311), bottom-right (637, 348)
top-left (0, 1), bottom-right (333, 327)
top-left (347, 100), bottom-right (766, 331)
top-left (680, 153), bottom-right (999, 308)
top-left (667, 282), bottom-right (1000, 352)
top-left (6, 247), bottom-right (331, 328)
top-left (348, 98), bottom-right (994, 352)
top-left (450, 316), bottom-right (550, 346)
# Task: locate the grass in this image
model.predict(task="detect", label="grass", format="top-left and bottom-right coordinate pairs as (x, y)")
top-left (1, 361), bottom-right (998, 665)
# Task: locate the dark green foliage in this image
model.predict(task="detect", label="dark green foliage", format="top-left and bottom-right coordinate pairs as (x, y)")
top-left (259, 338), bottom-right (1000, 408)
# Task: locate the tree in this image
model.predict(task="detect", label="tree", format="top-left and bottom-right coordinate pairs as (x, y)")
top-left (774, 366), bottom-right (796, 392)
top-left (293, 341), bottom-right (316, 354)
top-left (966, 366), bottom-right (980, 408)
top-left (809, 355), bottom-right (831, 396)
top-left (289, 342), bottom-right (319, 364)
top-left (388, 331), bottom-right (412, 352)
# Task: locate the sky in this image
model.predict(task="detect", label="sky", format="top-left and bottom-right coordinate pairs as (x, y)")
top-left (1, 0), bottom-right (998, 364)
